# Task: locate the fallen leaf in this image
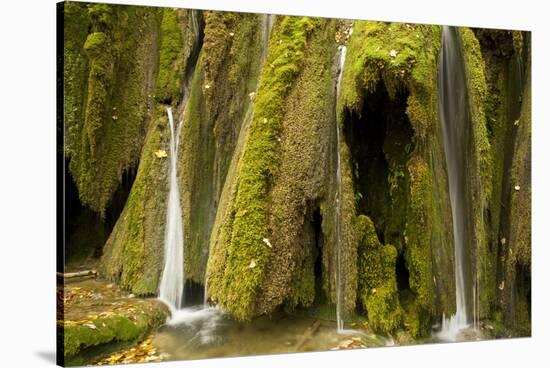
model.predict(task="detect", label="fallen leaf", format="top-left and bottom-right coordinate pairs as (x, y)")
top-left (248, 260), bottom-right (257, 269)
top-left (154, 150), bottom-right (167, 158)
top-left (84, 322), bottom-right (97, 330)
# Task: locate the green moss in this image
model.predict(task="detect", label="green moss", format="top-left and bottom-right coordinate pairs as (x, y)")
top-left (63, 2), bottom-right (90, 158)
top-left (100, 107), bottom-right (170, 295)
top-left (339, 22), bottom-right (454, 336)
top-left (257, 20), bottom-right (337, 315)
top-left (459, 28), bottom-right (491, 205)
top-left (180, 12), bottom-right (264, 285)
top-left (63, 302), bottom-right (167, 357)
top-left (66, 4), bottom-right (162, 216)
top-left (206, 16), bottom-right (325, 320)
top-left (155, 8), bottom-right (185, 103)
top-left (503, 52), bottom-right (531, 336)
top-left (356, 215), bottom-right (403, 334)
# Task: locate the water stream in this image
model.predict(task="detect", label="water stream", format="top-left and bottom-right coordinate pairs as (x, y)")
top-left (335, 45), bottom-right (347, 333)
top-left (159, 107), bottom-right (185, 312)
top-left (437, 26), bottom-right (471, 341)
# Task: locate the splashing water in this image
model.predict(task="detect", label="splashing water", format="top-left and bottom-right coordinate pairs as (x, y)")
top-left (159, 107), bottom-right (185, 313)
top-left (335, 45), bottom-right (347, 333)
top-left (437, 26), bottom-right (470, 341)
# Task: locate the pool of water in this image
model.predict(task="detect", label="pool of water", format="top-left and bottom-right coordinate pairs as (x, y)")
top-left (153, 307), bottom-right (377, 361)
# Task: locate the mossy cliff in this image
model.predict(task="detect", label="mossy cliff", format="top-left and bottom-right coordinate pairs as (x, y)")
top-left (64, 3), bottom-right (161, 216)
top-left (470, 29), bottom-right (531, 335)
top-left (99, 9), bottom-right (200, 295)
top-left (338, 21), bottom-right (455, 336)
top-left (62, 2), bottom-right (530, 339)
top-left (179, 11), bottom-right (265, 285)
top-left (206, 17), bottom-right (337, 320)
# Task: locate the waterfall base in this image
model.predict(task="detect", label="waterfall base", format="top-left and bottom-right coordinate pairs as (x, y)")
top-left (436, 314), bottom-right (469, 342)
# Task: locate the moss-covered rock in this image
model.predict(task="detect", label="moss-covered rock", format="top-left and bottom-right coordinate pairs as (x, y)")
top-left (501, 42), bottom-right (531, 336)
top-left (100, 107), bottom-right (170, 295)
top-left (65, 4), bottom-right (162, 216)
top-left (338, 21), bottom-right (455, 335)
top-left (471, 29), bottom-right (530, 331)
top-left (180, 11), bottom-right (264, 285)
top-left (356, 215), bottom-right (403, 334)
top-left (206, 16), bottom-right (335, 320)
top-left (63, 298), bottom-right (168, 359)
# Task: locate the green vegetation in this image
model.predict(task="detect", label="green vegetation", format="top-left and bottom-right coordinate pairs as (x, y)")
top-left (155, 8), bottom-right (185, 104)
top-left (357, 215), bottom-right (403, 334)
top-left (64, 301), bottom-right (168, 358)
top-left (206, 16), bottom-right (328, 320)
top-left (63, 3), bottom-right (530, 342)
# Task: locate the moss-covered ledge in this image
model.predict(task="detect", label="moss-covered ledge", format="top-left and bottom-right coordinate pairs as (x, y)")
top-left (60, 281), bottom-right (169, 363)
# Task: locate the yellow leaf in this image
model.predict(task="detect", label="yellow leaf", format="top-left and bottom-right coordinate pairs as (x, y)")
top-left (154, 150), bottom-right (167, 158)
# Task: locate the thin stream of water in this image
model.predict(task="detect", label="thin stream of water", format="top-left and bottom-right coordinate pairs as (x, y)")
top-left (335, 45), bottom-right (347, 333)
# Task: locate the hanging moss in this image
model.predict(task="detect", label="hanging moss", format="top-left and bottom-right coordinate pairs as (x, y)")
top-left (206, 16), bottom-right (329, 320)
top-left (63, 1), bottom-right (90, 169)
top-left (66, 4), bottom-right (162, 216)
top-left (258, 19), bottom-right (336, 314)
top-left (155, 8), bottom-right (185, 104)
top-left (356, 215), bottom-right (403, 334)
top-left (100, 107), bottom-right (170, 295)
top-left (180, 11), bottom-right (263, 285)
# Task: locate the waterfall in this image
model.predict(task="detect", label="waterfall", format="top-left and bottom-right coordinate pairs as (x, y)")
top-left (335, 45), bottom-right (347, 333)
top-left (437, 26), bottom-right (471, 340)
top-left (159, 107), bottom-right (185, 313)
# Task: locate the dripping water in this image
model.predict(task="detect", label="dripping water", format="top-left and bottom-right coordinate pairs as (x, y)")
top-left (335, 45), bottom-right (347, 333)
top-left (437, 26), bottom-right (471, 340)
top-left (159, 107), bottom-right (185, 313)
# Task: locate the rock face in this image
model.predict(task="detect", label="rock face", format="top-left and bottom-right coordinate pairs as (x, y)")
top-left (62, 2), bottom-right (530, 338)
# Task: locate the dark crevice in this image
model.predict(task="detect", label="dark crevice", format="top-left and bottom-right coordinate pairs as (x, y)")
top-left (312, 206), bottom-right (323, 300)
top-left (65, 157), bottom-right (137, 262)
top-left (64, 157), bottom-right (106, 262)
top-left (343, 80), bottom-right (414, 253)
top-left (104, 166), bottom-right (137, 247)
top-left (396, 252), bottom-right (410, 292)
top-left (182, 279), bottom-right (205, 307)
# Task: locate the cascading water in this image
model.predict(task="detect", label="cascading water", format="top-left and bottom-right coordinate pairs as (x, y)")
top-left (437, 26), bottom-right (471, 340)
top-left (159, 107), bottom-right (185, 313)
top-left (334, 45), bottom-right (347, 333)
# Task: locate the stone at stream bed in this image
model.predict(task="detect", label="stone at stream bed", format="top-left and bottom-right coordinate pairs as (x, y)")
top-left (59, 279), bottom-right (169, 364)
